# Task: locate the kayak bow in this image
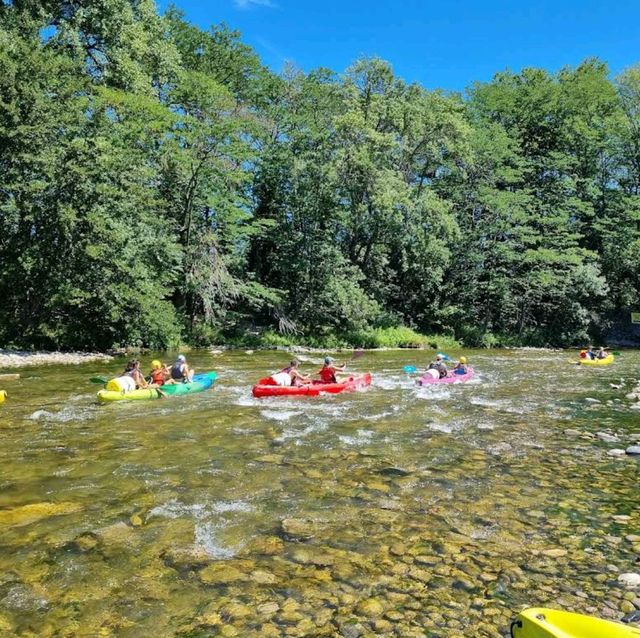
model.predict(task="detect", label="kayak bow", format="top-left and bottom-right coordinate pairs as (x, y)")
top-left (418, 367), bottom-right (474, 385)
top-left (511, 607), bottom-right (640, 638)
top-left (577, 354), bottom-right (614, 366)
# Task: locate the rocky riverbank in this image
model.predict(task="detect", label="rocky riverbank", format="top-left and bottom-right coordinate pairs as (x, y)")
top-left (0, 350), bottom-right (112, 370)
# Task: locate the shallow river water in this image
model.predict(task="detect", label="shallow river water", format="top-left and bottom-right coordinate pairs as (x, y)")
top-left (0, 349), bottom-right (639, 637)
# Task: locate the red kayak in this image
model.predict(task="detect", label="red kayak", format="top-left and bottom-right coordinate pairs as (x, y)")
top-left (252, 373), bottom-right (372, 398)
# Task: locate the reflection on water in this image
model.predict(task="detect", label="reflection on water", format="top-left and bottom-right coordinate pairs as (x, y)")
top-left (0, 349), bottom-right (638, 636)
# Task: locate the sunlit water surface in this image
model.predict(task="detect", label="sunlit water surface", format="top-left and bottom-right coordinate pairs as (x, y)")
top-left (0, 349), bottom-right (638, 637)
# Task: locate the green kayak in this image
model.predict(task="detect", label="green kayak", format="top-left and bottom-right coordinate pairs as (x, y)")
top-left (97, 371), bottom-right (217, 403)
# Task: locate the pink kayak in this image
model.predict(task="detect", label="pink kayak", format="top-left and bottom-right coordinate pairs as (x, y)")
top-left (418, 367), bottom-right (474, 385)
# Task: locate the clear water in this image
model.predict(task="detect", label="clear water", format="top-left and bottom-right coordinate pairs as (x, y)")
top-left (0, 349), bottom-right (638, 637)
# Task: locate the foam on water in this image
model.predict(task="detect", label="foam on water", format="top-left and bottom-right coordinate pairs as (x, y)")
top-left (260, 409), bottom-right (304, 422)
top-left (338, 429), bottom-right (374, 446)
top-left (194, 521), bottom-right (241, 559)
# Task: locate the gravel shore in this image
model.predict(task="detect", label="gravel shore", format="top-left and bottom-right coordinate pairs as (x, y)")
top-left (0, 350), bottom-right (113, 369)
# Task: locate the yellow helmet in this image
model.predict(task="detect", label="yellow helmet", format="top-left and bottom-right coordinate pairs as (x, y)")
top-left (151, 360), bottom-right (162, 369)
top-left (459, 356), bottom-right (467, 364)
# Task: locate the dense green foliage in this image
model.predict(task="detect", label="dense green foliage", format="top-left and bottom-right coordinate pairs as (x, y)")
top-left (1, 1), bottom-right (639, 349)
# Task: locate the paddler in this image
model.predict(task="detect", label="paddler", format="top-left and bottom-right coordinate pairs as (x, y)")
top-left (585, 345), bottom-right (596, 360)
top-left (596, 346), bottom-right (609, 360)
top-left (269, 359), bottom-right (311, 387)
top-left (318, 356), bottom-right (346, 383)
top-left (427, 354), bottom-right (449, 379)
top-left (124, 359), bottom-right (148, 389)
top-left (149, 360), bottom-right (174, 386)
top-left (170, 355), bottom-right (195, 383)
top-left (452, 356), bottom-right (468, 375)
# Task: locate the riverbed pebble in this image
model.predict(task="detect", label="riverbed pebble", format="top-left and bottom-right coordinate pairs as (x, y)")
top-left (607, 449), bottom-right (627, 457)
top-left (618, 573), bottom-right (640, 589)
top-left (626, 446), bottom-right (640, 455)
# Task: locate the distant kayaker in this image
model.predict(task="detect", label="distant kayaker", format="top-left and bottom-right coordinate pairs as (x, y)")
top-left (270, 359), bottom-right (311, 387)
top-left (170, 355), bottom-right (195, 383)
top-left (318, 357), bottom-right (346, 383)
top-left (596, 347), bottom-right (608, 360)
top-left (124, 359), bottom-right (148, 389)
top-left (428, 354), bottom-right (449, 379)
top-left (585, 345), bottom-right (596, 360)
top-left (453, 356), bottom-right (468, 375)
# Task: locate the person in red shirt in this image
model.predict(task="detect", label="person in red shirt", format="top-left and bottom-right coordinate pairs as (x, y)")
top-left (318, 357), bottom-right (347, 383)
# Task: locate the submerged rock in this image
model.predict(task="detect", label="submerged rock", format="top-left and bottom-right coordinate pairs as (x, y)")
top-left (618, 573), bottom-right (640, 589)
top-left (625, 446), bottom-right (640, 455)
top-left (0, 501), bottom-right (81, 527)
top-left (281, 518), bottom-right (316, 540)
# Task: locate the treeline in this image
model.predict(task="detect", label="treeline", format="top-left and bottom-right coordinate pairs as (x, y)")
top-left (1, 1), bottom-right (639, 350)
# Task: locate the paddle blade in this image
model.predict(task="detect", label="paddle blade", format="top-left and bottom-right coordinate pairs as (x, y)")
top-left (403, 365), bottom-right (417, 374)
top-left (90, 376), bottom-right (108, 384)
top-left (437, 353), bottom-right (450, 361)
top-left (613, 351), bottom-right (621, 356)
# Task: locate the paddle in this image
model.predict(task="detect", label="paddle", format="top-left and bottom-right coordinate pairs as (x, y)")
top-left (403, 365), bottom-right (418, 374)
top-left (90, 375), bottom-right (108, 384)
top-left (437, 353), bottom-right (450, 361)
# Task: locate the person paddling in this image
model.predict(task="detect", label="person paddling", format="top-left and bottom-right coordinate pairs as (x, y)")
top-left (170, 355), bottom-right (194, 383)
top-left (318, 356), bottom-right (346, 384)
top-left (269, 359), bottom-right (311, 387)
top-left (596, 346), bottom-right (609, 360)
top-left (585, 345), bottom-right (596, 360)
top-left (149, 360), bottom-right (173, 386)
top-left (427, 354), bottom-right (449, 379)
top-left (124, 359), bottom-right (148, 389)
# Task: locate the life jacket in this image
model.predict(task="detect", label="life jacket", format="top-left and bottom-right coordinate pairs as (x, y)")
top-left (171, 363), bottom-right (185, 380)
top-left (319, 366), bottom-right (336, 384)
top-left (151, 369), bottom-right (165, 385)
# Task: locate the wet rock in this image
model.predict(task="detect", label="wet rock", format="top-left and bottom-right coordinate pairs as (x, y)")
top-left (564, 429), bottom-right (581, 437)
top-left (0, 501), bottom-right (81, 527)
top-left (221, 602), bottom-right (252, 620)
top-left (259, 624), bottom-right (281, 637)
top-left (626, 535), bottom-right (640, 543)
top-left (356, 598), bottom-right (384, 617)
top-left (130, 514), bottom-right (143, 527)
top-left (378, 466), bottom-right (415, 477)
top-left (626, 446), bottom-right (640, 455)
top-left (620, 600), bottom-right (636, 614)
top-left (257, 602), bottom-right (280, 617)
top-left (607, 449), bottom-right (627, 457)
top-left (612, 515), bottom-right (632, 524)
top-left (161, 546), bottom-right (211, 569)
top-left (596, 432), bottom-right (618, 443)
top-left (73, 532), bottom-right (99, 552)
top-left (251, 570), bottom-right (277, 585)
top-left (256, 454), bottom-right (284, 464)
top-left (618, 573), bottom-right (640, 589)
top-left (0, 583), bottom-right (48, 611)
top-left (246, 536), bottom-right (284, 556)
top-left (281, 518), bottom-right (316, 540)
top-left (623, 610), bottom-right (640, 623)
top-left (291, 548), bottom-right (335, 566)
top-left (339, 621), bottom-right (366, 638)
top-left (199, 564), bottom-right (247, 585)
top-left (585, 398), bottom-right (601, 404)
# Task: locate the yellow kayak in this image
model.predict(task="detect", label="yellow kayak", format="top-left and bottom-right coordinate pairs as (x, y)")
top-left (577, 354), bottom-right (614, 366)
top-left (511, 608), bottom-right (640, 638)
top-left (0, 390), bottom-right (6, 404)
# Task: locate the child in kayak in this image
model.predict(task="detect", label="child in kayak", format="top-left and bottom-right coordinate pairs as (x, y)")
top-left (318, 357), bottom-right (346, 384)
top-left (427, 354), bottom-right (449, 379)
top-left (596, 347), bottom-right (609, 359)
top-left (170, 355), bottom-right (195, 383)
top-left (149, 360), bottom-right (174, 386)
top-left (270, 360), bottom-right (311, 387)
top-left (585, 346), bottom-right (596, 360)
top-left (453, 356), bottom-right (468, 375)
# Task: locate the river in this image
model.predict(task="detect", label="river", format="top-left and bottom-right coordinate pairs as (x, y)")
top-left (0, 349), bottom-right (638, 637)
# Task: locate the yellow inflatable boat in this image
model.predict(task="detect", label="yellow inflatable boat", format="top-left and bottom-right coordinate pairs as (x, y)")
top-left (0, 390), bottom-right (6, 404)
top-left (511, 608), bottom-right (640, 638)
top-left (577, 353), bottom-right (614, 366)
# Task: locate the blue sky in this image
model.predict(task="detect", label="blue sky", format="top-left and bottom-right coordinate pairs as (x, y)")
top-left (158, 0), bottom-right (640, 91)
